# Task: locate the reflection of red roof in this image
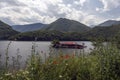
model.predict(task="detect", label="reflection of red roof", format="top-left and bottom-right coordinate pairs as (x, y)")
top-left (60, 42), bottom-right (77, 45)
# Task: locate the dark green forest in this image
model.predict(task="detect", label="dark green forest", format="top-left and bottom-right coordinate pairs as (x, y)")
top-left (9, 24), bottom-right (120, 41)
top-left (0, 18), bottom-right (120, 41)
top-left (9, 30), bottom-right (85, 41)
top-left (0, 20), bottom-right (18, 40)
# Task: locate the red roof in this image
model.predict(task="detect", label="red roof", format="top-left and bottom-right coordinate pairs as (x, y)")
top-left (60, 42), bottom-right (77, 45)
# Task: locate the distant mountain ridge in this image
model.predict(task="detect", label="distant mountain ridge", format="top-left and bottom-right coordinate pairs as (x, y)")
top-left (1, 18), bottom-right (120, 41)
top-left (43, 18), bottom-right (91, 33)
top-left (0, 20), bottom-right (18, 40)
top-left (9, 20), bottom-right (120, 41)
top-left (11, 24), bottom-right (120, 41)
top-left (12, 23), bottom-right (46, 32)
top-left (84, 24), bottom-right (120, 40)
top-left (98, 20), bottom-right (120, 26)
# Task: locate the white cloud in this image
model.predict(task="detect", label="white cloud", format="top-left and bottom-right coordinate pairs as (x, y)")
top-left (0, 6), bottom-right (56, 25)
top-left (56, 3), bottom-right (87, 24)
top-left (58, 4), bottom-right (72, 14)
top-left (0, 0), bottom-right (61, 25)
top-left (116, 17), bottom-right (120, 21)
top-left (99, 0), bottom-right (120, 11)
top-left (74, 0), bottom-right (87, 6)
top-left (19, 0), bottom-right (48, 13)
top-left (43, 0), bottom-right (63, 5)
top-left (42, 16), bottom-right (57, 24)
top-left (96, 7), bottom-right (100, 11)
top-left (0, 0), bottom-right (120, 26)
top-left (0, 0), bottom-right (26, 7)
top-left (83, 15), bottom-right (105, 25)
top-left (66, 9), bottom-right (85, 22)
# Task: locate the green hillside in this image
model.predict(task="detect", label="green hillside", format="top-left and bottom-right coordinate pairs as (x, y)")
top-left (9, 30), bottom-right (85, 41)
top-left (9, 19), bottom-right (120, 41)
top-left (43, 18), bottom-right (91, 33)
top-left (0, 20), bottom-right (18, 40)
top-left (83, 24), bottom-right (120, 40)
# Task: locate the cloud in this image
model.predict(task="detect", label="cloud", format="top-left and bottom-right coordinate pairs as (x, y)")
top-left (0, 0), bottom-right (59, 25)
top-left (96, 7), bottom-right (100, 11)
top-left (74, 0), bottom-right (87, 6)
top-left (0, 0), bottom-right (120, 26)
top-left (116, 17), bottom-right (120, 21)
top-left (99, 0), bottom-right (120, 12)
top-left (0, 0), bottom-right (26, 8)
top-left (0, 7), bottom-right (57, 25)
top-left (83, 15), bottom-right (105, 25)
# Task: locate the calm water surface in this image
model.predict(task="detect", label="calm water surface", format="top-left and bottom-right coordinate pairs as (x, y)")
top-left (0, 41), bottom-right (93, 65)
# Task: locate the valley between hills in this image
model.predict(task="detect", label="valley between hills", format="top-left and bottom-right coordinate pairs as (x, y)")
top-left (0, 18), bottom-right (120, 41)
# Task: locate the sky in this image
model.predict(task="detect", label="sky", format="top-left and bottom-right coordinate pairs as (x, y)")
top-left (0, 0), bottom-right (120, 26)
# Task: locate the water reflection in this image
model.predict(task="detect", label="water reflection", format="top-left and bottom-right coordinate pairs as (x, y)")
top-left (0, 41), bottom-right (93, 68)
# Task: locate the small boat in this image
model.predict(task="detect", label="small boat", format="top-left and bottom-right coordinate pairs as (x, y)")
top-left (52, 42), bottom-right (86, 49)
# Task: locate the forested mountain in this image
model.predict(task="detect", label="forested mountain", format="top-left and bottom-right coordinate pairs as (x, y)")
top-left (12, 23), bottom-right (46, 32)
top-left (98, 20), bottom-right (120, 27)
top-left (43, 18), bottom-right (91, 33)
top-left (9, 24), bottom-right (120, 41)
top-left (0, 20), bottom-right (18, 40)
top-left (9, 18), bottom-right (92, 41)
top-left (9, 30), bottom-right (85, 41)
top-left (83, 24), bottom-right (120, 40)
top-left (1, 18), bottom-right (120, 41)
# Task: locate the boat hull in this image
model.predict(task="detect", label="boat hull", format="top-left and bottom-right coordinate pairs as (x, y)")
top-left (52, 44), bottom-right (86, 49)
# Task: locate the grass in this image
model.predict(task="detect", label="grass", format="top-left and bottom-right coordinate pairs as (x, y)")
top-left (0, 41), bottom-right (120, 80)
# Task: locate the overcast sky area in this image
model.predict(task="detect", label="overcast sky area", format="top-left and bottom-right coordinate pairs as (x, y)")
top-left (0, 0), bottom-right (120, 26)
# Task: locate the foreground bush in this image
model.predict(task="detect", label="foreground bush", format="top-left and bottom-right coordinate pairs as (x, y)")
top-left (0, 43), bottom-right (120, 80)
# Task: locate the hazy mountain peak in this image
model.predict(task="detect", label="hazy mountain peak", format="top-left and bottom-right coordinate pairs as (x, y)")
top-left (12, 23), bottom-right (46, 32)
top-left (98, 20), bottom-right (120, 27)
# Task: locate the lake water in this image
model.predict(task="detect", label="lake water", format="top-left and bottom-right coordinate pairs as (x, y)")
top-left (0, 41), bottom-right (93, 67)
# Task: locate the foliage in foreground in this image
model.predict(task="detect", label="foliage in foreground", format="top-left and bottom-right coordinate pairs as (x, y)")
top-left (0, 43), bottom-right (120, 80)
